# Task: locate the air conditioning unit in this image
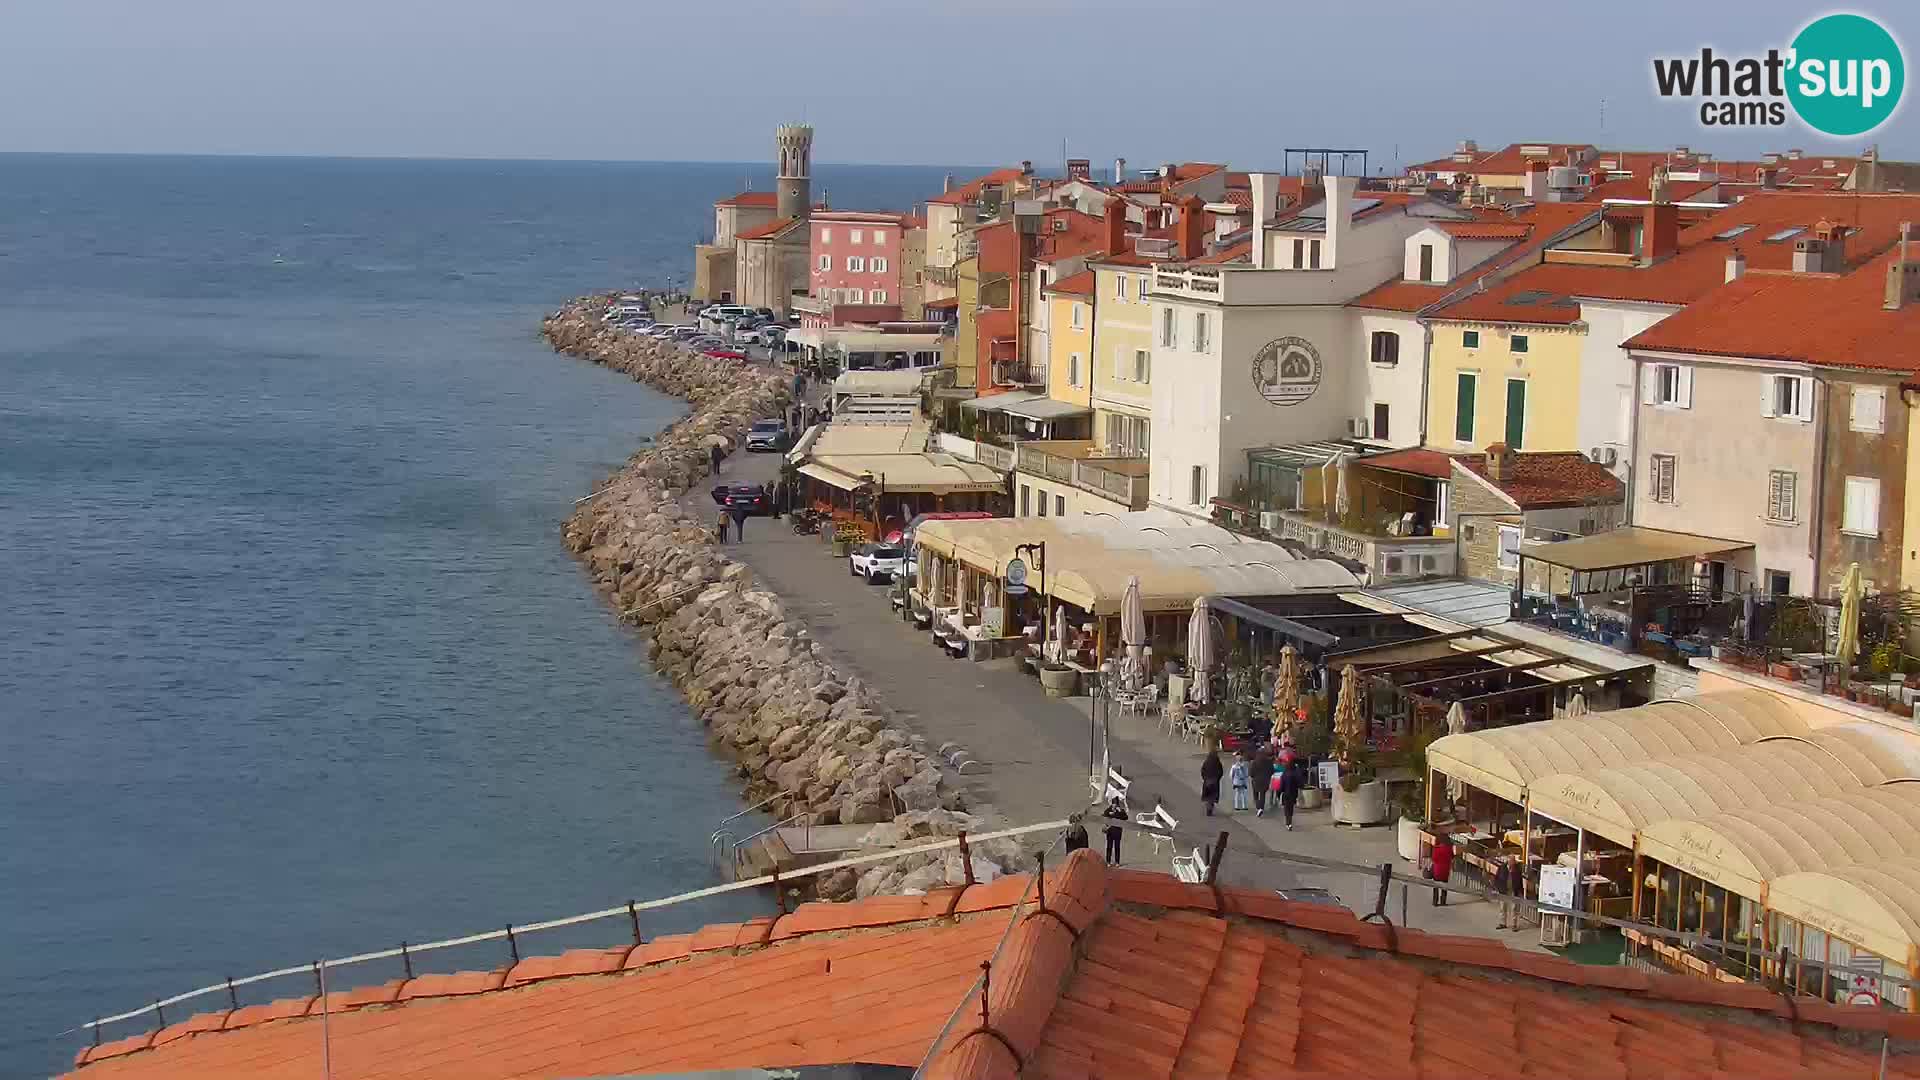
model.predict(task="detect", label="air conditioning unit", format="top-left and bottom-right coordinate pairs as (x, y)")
top-left (1589, 445), bottom-right (1618, 466)
top-left (1347, 417), bottom-right (1370, 438)
top-left (1259, 511), bottom-right (1284, 532)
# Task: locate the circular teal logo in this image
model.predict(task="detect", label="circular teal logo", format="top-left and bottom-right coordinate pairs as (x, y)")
top-left (1788, 14), bottom-right (1905, 136)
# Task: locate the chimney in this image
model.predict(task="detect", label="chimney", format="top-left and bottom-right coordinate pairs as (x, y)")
top-left (1323, 175), bottom-right (1358, 270)
top-left (1887, 223), bottom-right (1916, 310)
top-left (1066, 158), bottom-right (1090, 182)
top-left (1788, 148), bottom-right (1804, 160)
top-left (1104, 197), bottom-right (1127, 256)
top-left (1177, 196), bottom-right (1206, 260)
top-left (1249, 172), bottom-right (1275, 269)
top-left (1524, 161), bottom-right (1548, 200)
top-left (1760, 166), bottom-right (1779, 190)
top-left (1113, 157), bottom-right (1127, 184)
top-left (1814, 220), bottom-right (1847, 272)
top-left (1792, 236), bottom-right (1827, 273)
top-left (1020, 160), bottom-right (1033, 176)
top-left (1485, 443), bottom-right (1516, 482)
top-left (1642, 201), bottom-right (1679, 263)
top-left (1648, 163), bottom-right (1670, 206)
top-left (1160, 162), bottom-right (1176, 179)
top-left (1726, 249), bottom-right (1747, 282)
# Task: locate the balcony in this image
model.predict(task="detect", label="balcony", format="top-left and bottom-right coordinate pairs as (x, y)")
top-left (1152, 266), bottom-right (1223, 299)
top-left (925, 264), bottom-right (959, 289)
top-left (1013, 440), bottom-right (1150, 510)
top-left (1266, 511), bottom-right (1455, 583)
top-left (989, 358), bottom-right (1038, 388)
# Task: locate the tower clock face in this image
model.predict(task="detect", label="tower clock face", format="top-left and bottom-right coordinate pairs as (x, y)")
top-left (1250, 336), bottom-right (1322, 407)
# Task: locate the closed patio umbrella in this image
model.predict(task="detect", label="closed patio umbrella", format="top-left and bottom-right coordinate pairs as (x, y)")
top-left (1121, 575), bottom-right (1147, 691)
top-left (1444, 701), bottom-right (1468, 804)
top-left (1836, 561), bottom-right (1863, 676)
top-left (1333, 453), bottom-right (1352, 519)
top-left (1049, 604), bottom-right (1070, 664)
top-left (1274, 645), bottom-right (1301, 735)
top-left (1333, 663), bottom-right (1365, 761)
top-left (1565, 691), bottom-right (1589, 718)
top-left (1187, 597), bottom-right (1213, 706)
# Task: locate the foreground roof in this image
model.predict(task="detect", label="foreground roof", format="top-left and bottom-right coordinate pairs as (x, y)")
top-left (1454, 448), bottom-right (1626, 509)
top-left (66, 851), bottom-right (1920, 1079)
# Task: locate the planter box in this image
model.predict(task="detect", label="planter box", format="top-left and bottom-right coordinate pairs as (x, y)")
top-left (830, 539), bottom-right (851, 558)
top-left (1332, 780), bottom-right (1388, 826)
top-left (1397, 817), bottom-right (1423, 862)
top-left (1297, 788), bottom-right (1323, 810)
top-left (1039, 665), bottom-right (1079, 698)
top-left (1770, 662), bottom-right (1801, 681)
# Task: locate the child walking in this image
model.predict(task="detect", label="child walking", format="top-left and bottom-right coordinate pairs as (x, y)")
top-left (1229, 752), bottom-right (1251, 811)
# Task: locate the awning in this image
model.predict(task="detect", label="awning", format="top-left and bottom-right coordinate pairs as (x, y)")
top-left (1768, 858), bottom-right (1920, 967)
top-left (1426, 689), bottom-right (1810, 805)
top-left (998, 397), bottom-right (1092, 422)
top-left (806, 419), bottom-right (931, 456)
top-left (798, 454), bottom-right (1004, 494)
top-left (959, 391), bottom-right (1043, 414)
top-left (1638, 785), bottom-right (1920, 901)
top-left (1518, 526), bottom-right (1753, 572)
top-left (833, 370), bottom-right (927, 397)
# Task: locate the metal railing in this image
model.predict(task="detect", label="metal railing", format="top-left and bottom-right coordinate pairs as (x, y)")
top-left (1076, 461), bottom-right (1148, 508)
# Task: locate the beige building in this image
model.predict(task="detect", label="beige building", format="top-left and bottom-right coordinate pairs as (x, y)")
top-left (1088, 254), bottom-right (1155, 457)
top-left (693, 191), bottom-right (779, 304)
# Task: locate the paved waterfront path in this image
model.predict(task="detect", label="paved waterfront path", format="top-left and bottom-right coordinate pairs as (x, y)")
top-left (694, 404), bottom-right (1545, 946)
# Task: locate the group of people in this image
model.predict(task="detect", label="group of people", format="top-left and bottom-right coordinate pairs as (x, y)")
top-left (1200, 740), bottom-right (1310, 828)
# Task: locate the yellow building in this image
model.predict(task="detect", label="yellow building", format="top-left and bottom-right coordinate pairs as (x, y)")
top-left (1087, 255), bottom-right (1155, 456)
top-left (951, 252), bottom-right (983, 390)
top-left (1423, 315), bottom-right (1585, 454)
top-left (1043, 271), bottom-right (1096, 415)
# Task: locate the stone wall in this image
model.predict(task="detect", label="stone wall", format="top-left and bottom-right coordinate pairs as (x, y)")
top-left (542, 297), bottom-right (1022, 900)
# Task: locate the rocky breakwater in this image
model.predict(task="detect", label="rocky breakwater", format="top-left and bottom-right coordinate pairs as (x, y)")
top-left (542, 298), bottom-right (1023, 901)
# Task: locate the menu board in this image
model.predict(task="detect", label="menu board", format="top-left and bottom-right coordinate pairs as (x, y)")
top-left (1538, 865), bottom-right (1577, 910)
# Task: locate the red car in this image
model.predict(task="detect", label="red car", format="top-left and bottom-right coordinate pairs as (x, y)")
top-left (702, 349), bottom-right (748, 361)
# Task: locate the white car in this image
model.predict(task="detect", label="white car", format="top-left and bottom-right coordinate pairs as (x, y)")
top-left (848, 543), bottom-right (907, 583)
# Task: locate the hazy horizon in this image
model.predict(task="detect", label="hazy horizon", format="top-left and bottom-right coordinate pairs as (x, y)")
top-left (1, 1), bottom-right (1912, 169)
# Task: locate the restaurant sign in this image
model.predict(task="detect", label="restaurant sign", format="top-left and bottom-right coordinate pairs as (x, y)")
top-left (1004, 557), bottom-right (1029, 597)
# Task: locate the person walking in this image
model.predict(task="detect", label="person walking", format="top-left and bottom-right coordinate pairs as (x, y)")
top-left (1429, 831), bottom-right (1456, 906)
top-left (1101, 797), bottom-right (1127, 865)
top-left (1064, 813), bottom-right (1089, 854)
top-left (715, 510), bottom-right (731, 545)
top-left (1200, 749), bottom-right (1223, 817)
top-left (710, 443), bottom-right (725, 475)
top-left (731, 507), bottom-right (749, 541)
top-left (1493, 854), bottom-right (1521, 930)
top-left (1249, 747), bottom-right (1274, 816)
top-left (1228, 752), bottom-right (1251, 812)
top-left (1278, 758), bottom-right (1304, 831)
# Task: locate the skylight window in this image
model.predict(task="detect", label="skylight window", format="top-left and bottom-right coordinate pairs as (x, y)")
top-left (1714, 224), bottom-right (1755, 240)
top-left (1765, 226), bottom-right (1807, 243)
top-left (1504, 289), bottom-right (1553, 305)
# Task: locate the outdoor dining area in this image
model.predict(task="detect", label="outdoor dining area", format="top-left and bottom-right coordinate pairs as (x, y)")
top-left (1509, 526), bottom-right (1755, 659)
top-left (1423, 686), bottom-right (1920, 1008)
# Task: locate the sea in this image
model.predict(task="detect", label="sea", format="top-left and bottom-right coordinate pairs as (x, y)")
top-left (0, 153), bottom-right (962, 1077)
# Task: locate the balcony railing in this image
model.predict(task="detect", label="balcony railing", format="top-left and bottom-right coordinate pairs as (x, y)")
top-left (974, 442), bottom-right (1015, 473)
top-left (925, 264), bottom-right (958, 288)
top-left (1151, 266), bottom-right (1223, 298)
top-left (1012, 443), bottom-right (1149, 510)
top-left (1269, 511), bottom-right (1453, 582)
top-left (1075, 461), bottom-right (1149, 509)
top-left (1015, 445), bottom-right (1076, 483)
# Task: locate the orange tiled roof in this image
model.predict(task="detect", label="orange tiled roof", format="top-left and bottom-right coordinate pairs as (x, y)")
top-left (1582, 176), bottom-right (1720, 203)
top-left (1190, 239), bottom-right (1251, 265)
top-left (716, 190), bottom-right (778, 207)
top-left (929, 167), bottom-right (1025, 206)
top-left (1456, 448), bottom-right (1626, 509)
top-left (1432, 191), bottom-right (1920, 325)
top-left (1348, 203), bottom-right (1604, 314)
top-left (1626, 245), bottom-right (1920, 371)
top-left (1360, 447), bottom-right (1459, 478)
top-left (736, 216), bottom-right (803, 241)
top-left (1440, 221), bottom-right (1534, 240)
top-left (65, 852), bottom-right (1920, 1080)
top-left (1044, 270), bottom-right (1095, 296)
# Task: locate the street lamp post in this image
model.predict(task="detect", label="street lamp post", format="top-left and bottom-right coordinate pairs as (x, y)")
top-left (1013, 541), bottom-right (1047, 654)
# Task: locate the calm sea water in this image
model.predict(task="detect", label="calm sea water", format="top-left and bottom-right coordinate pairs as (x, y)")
top-left (0, 154), bottom-right (959, 1076)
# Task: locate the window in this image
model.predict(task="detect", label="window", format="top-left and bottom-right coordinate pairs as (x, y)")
top-left (1433, 481), bottom-right (1450, 528)
top-left (1161, 308), bottom-right (1175, 348)
top-left (1372, 402), bottom-right (1390, 442)
top-left (1650, 453), bottom-right (1677, 503)
top-left (870, 290), bottom-right (886, 304)
top-left (1852, 386), bottom-right (1886, 433)
top-left (821, 228), bottom-right (832, 242)
top-left (1454, 373), bottom-right (1477, 443)
top-left (1309, 239), bottom-right (1322, 269)
top-left (1055, 495), bottom-right (1066, 516)
top-left (846, 256), bottom-right (864, 272)
top-left (1765, 374), bottom-right (1814, 421)
top-left (847, 288), bottom-right (864, 303)
top-left (1115, 275), bottom-right (1128, 300)
top-left (1463, 330), bottom-right (1480, 348)
top-left (1844, 476), bottom-right (1881, 535)
top-left (1136, 274), bottom-right (1149, 299)
top-left (1645, 362), bottom-right (1691, 407)
top-left (1037, 488), bottom-right (1049, 516)
top-left (1767, 470), bottom-right (1798, 522)
top-left (1419, 244), bottom-right (1435, 282)
top-left (1020, 485), bottom-right (1030, 517)
top-left (1133, 349), bottom-right (1149, 382)
top-left (1505, 379), bottom-right (1527, 448)
top-left (1071, 303), bottom-right (1085, 329)
top-left (1369, 331), bottom-right (1399, 366)
top-left (1498, 525), bottom-right (1522, 571)
top-left (1190, 465), bottom-right (1206, 506)
top-left (1766, 569), bottom-right (1792, 596)
top-left (1194, 312), bottom-right (1211, 353)
top-left (1068, 353), bottom-right (1081, 387)
top-left (1292, 239), bottom-right (1305, 268)
top-left (1511, 334), bottom-right (1530, 354)
top-left (872, 257), bottom-right (888, 273)
top-left (850, 229), bottom-right (864, 243)
top-left (870, 230), bottom-right (885, 246)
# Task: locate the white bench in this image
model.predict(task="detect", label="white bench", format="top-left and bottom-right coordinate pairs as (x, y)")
top-left (1134, 804), bottom-right (1178, 857)
top-left (1172, 845), bottom-right (1211, 884)
top-left (1092, 768), bottom-right (1132, 807)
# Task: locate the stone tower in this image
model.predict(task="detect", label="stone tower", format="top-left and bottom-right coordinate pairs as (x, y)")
top-left (776, 124), bottom-right (814, 222)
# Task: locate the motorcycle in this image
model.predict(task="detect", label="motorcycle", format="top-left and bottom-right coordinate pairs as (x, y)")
top-left (790, 509), bottom-right (824, 536)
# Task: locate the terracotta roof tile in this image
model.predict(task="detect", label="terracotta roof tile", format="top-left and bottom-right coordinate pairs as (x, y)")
top-left (219, 994), bottom-right (313, 1029)
top-left (395, 968), bottom-right (506, 1001)
top-left (149, 1010), bottom-right (228, 1048)
top-left (628, 932), bottom-right (693, 966)
top-left (505, 945), bottom-right (632, 987)
top-left (1043, 270), bottom-right (1095, 296)
top-left (1455, 449), bottom-right (1626, 508)
top-left (929, 168), bottom-right (1025, 206)
top-left (1360, 447), bottom-right (1458, 479)
top-left (735, 216), bottom-right (802, 241)
top-left (717, 191), bottom-right (778, 208)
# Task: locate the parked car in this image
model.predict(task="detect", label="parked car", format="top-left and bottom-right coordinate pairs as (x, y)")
top-left (702, 349), bottom-right (749, 362)
top-left (709, 482), bottom-right (771, 515)
top-left (745, 419), bottom-right (789, 452)
top-left (849, 543), bottom-right (907, 583)
top-left (667, 326), bottom-right (702, 340)
top-left (643, 324), bottom-right (677, 338)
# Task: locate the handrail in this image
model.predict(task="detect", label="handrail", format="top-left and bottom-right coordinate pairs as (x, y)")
top-left (77, 820), bottom-right (1068, 1035)
top-left (714, 791), bottom-right (785, 831)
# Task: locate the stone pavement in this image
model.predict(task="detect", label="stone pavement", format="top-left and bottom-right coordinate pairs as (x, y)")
top-left (696, 422), bottom-right (1542, 946)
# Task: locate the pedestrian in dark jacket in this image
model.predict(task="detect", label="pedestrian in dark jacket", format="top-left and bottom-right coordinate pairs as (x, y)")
top-left (1200, 750), bottom-right (1223, 816)
top-left (710, 444), bottom-right (724, 474)
top-left (1279, 759), bottom-right (1305, 830)
top-left (731, 507), bottom-right (749, 540)
top-left (1101, 798), bottom-right (1127, 865)
top-left (1064, 813), bottom-right (1089, 854)
top-left (1249, 749), bottom-right (1275, 816)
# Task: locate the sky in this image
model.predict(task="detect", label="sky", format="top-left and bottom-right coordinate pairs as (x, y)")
top-left (0, 0), bottom-right (1913, 169)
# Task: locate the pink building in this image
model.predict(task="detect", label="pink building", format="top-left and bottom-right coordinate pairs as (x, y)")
top-left (809, 211), bottom-right (910, 309)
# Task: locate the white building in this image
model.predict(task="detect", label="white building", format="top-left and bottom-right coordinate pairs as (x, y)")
top-left (1146, 176), bottom-right (1473, 517)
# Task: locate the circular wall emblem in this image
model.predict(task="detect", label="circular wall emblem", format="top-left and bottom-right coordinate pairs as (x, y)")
top-left (1250, 336), bottom-right (1323, 407)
